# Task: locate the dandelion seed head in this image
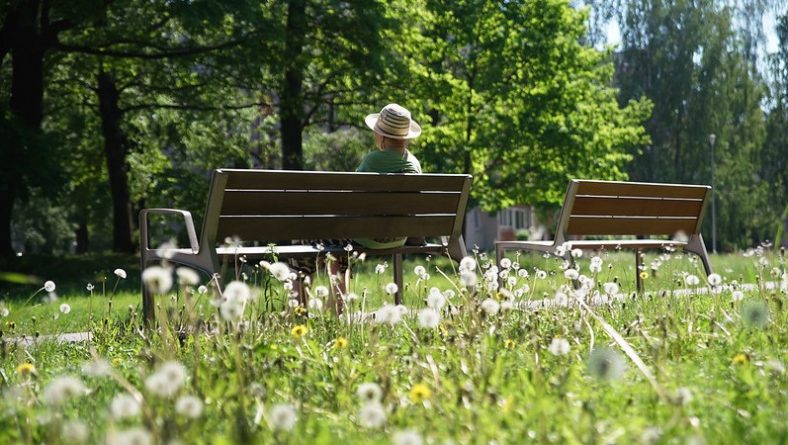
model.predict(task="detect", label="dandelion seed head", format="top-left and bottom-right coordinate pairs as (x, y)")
top-left (268, 403), bottom-right (297, 432)
top-left (141, 266), bottom-right (173, 295)
top-left (113, 269), bottom-right (127, 279)
top-left (176, 267), bottom-right (200, 286)
top-left (731, 290), bottom-right (744, 302)
top-left (59, 303), bottom-right (71, 314)
top-left (426, 290), bottom-right (445, 310)
top-left (674, 387), bottom-right (693, 406)
top-left (308, 298), bottom-right (323, 312)
top-left (499, 258), bottom-right (512, 269)
top-left (175, 395), bottom-right (204, 419)
top-left (224, 281), bottom-right (250, 304)
top-left (459, 271), bottom-right (477, 287)
top-left (356, 382), bottom-right (383, 402)
top-left (358, 402), bottom-right (386, 428)
top-left (220, 301), bottom-right (244, 322)
top-left (707, 273), bottom-right (722, 286)
top-left (314, 285), bottom-right (329, 298)
top-left (517, 268), bottom-right (528, 278)
top-left (413, 265), bottom-right (427, 278)
top-left (417, 308), bottom-right (440, 329)
top-left (571, 248), bottom-right (583, 258)
top-left (61, 420), bottom-right (89, 444)
top-left (108, 427), bottom-right (152, 445)
top-left (384, 283), bottom-right (399, 295)
top-left (42, 375), bottom-right (87, 406)
top-left (110, 394), bottom-right (141, 419)
top-left (392, 429), bottom-right (423, 445)
top-left (548, 338), bottom-right (570, 356)
top-left (603, 282), bottom-right (619, 296)
top-left (81, 359), bottom-right (112, 378)
top-left (459, 256), bottom-right (476, 272)
top-left (536, 270), bottom-right (547, 279)
top-left (375, 264), bottom-right (387, 274)
top-left (741, 300), bottom-right (769, 328)
top-left (587, 348), bottom-right (627, 381)
top-left (685, 274), bottom-right (700, 286)
top-left (480, 298), bottom-right (500, 316)
top-left (564, 269), bottom-right (579, 280)
top-left (267, 262), bottom-right (292, 282)
top-left (145, 361), bottom-right (186, 398)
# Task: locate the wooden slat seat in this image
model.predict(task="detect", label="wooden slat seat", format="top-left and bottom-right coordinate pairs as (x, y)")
top-left (140, 169), bottom-right (472, 322)
top-left (496, 179), bottom-right (713, 292)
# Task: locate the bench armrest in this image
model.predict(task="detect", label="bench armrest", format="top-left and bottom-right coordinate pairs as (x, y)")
top-left (139, 208), bottom-right (199, 253)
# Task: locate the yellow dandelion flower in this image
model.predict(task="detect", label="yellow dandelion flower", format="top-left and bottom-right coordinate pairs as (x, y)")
top-left (504, 339), bottom-right (515, 349)
top-left (639, 271), bottom-right (649, 280)
top-left (409, 383), bottom-right (432, 403)
top-left (732, 353), bottom-right (748, 365)
top-left (291, 324), bottom-right (308, 338)
top-left (294, 306), bottom-right (307, 316)
top-left (333, 337), bottom-right (348, 349)
top-left (17, 363), bottom-right (36, 376)
top-left (112, 357), bottom-right (122, 366)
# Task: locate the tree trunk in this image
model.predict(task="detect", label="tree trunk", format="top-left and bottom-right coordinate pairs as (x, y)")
top-left (98, 70), bottom-right (135, 253)
top-left (280, 0), bottom-right (306, 170)
top-left (75, 217), bottom-right (89, 254)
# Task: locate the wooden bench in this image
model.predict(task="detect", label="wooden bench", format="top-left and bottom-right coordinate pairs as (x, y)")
top-left (140, 169), bottom-right (472, 321)
top-left (496, 179), bottom-right (713, 291)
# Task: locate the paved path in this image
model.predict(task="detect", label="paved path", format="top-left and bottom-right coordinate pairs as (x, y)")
top-left (7, 331), bottom-right (92, 347)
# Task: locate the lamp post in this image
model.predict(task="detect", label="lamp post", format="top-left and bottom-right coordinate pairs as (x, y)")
top-left (708, 133), bottom-right (717, 254)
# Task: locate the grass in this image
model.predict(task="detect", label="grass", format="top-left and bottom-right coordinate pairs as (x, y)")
top-left (0, 247), bottom-right (785, 444)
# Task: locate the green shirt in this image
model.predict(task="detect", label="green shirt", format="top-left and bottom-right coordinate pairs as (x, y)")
top-left (354, 149), bottom-right (422, 249)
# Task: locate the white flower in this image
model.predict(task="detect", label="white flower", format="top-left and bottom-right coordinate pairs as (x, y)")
top-left (674, 387), bottom-right (693, 406)
top-left (603, 282), bottom-right (619, 296)
top-left (59, 303), bottom-right (71, 314)
top-left (42, 375), bottom-right (87, 406)
top-left (224, 281), bottom-right (250, 304)
top-left (356, 382), bottom-right (383, 402)
top-left (375, 264), bottom-right (387, 274)
top-left (314, 285), bottom-right (329, 298)
top-left (113, 268), bottom-right (127, 279)
top-left (145, 361), bottom-right (187, 398)
top-left (571, 248), bottom-right (583, 258)
top-left (110, 394), bottom-right (141, 419)
top-left (459, 271), bottom-right (477, 287)
top-left (308, 298), bottom-right (323, 312)
top-left (564, 269), bottom-right (579, 280)
top-left (374, 305), bottom-right (402, 326)
top-left (267, 262), bottom-right (292, 282)
top-left (175, 395), bottom-right (203, 419)
top-left (392, 429), bottom-right (423, 445)
top-left (413, 265), bottom-right (427, 278)
top-left (548, 338), bottom-right (570, 356)
top-left (384, 283), bottom-right (399, 295)
top-left (536, 270), bottom-right (547, 279)
top-left (61, 420), bottom-right (89, 444)
top-left (81, 359), bottom-right (112, 378)
top-left (220, 301), bottom-right (244, 322)
top-left (480, 298), bottom-right (500, 316)
top-left (517, 269), bottom-right (529, 278)
top-left (499, 258), bottom-right (512, 269)
top-left (44, 280), bottom-right (56, 293)
top-left (108, 427), bottom-right (152, 445)
top-left (359, 402), bottom-right (386, 428)
top-left (732, 290), bottom-right (744, 302)
top-left (417, 308), bottom-right (440, 329)
top-left (459, 256), bottom-right (476, 272)
top-left (176, 267), bottom-right (200, 286)
top-left (268, 403), bottom-right (297, 432)
top-left (142, 266), bottom-right (173, 295)
top-left (426, 289), bottom-right (446, 310)
top-left (707, 273), bottom-right (722, 286)
top-left (685, 274), bottom-right (700, 286)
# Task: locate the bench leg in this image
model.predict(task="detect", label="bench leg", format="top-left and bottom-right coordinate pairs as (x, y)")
top-left (393, 253), bottom-right (404, 306)
top-left (685, 234), bottom-right (713, 276)
top-left (635, 249), bottom-right (644, 294)
top-left (141, 257), bottom-right (156, 328)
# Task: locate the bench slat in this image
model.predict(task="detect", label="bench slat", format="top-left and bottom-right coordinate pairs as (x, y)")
top-left (571, 196), bottom-right (702, 217)
top-left (221, 191), bottom-right (460, 215)
top-left (575, 181), bottom-right (709, 199)
top-left (217, 215), bottom-right (456, 240)
top-left (566, 216), bottom-right (698, 236)
top-left (222, 169), bottom-right (468, 192)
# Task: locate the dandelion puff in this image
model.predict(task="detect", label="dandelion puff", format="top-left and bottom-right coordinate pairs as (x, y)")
top-left (0, 302), bottom-right (9, 317)
top-left (110, 394), bottom-right (141, 419)
top-left (587, 348), bottom-right (627, 381)
top-left (59, 303), bottom-right (71, 314)
top-left (61, 420), bottom-right (89, 444)
top-left (499, 258), bottom-right (512, 269)
top-left (480, 298), bottom-right (500, 316)
top-left (685, 274), bottom-right (700, 286)
top-left (109, 427), bottom-right (152, 445)
top-left (641, 427), bottom-right (663, 445)
top-left (220, 301), bottom-right (244, 322)
top-left (356, 382), bottom-right (383, 402)
top-left (413, 265), bottom-right (427, 278)
top-left (603, 282), bottom-right (619, 296)
top-left (176, 267), bottom-right (200, 286)
top-left (426, 289), bottom-right (445, 310)
top-left (375, 264), bottom-right (387, 274)
top-left (536, 270), bottom-right (547, 279)
top-left (731, 290), bottom-right (744, 302)
top-left (268, 403), bottom-right (297, 432)
top-left (375, 305), bottom-right (402, 325)
top-left (81, 359), bottom-right (112, 378)
top-left (571, 248), bottom-right (583, 258)
top-left (175, 395), bottom-right (204, 419)
top-left (145, 361), bottom-right (187, 398)
top-left (44, 280), bottom-right (56, 292)
top-left (459, 256), bottom-right (476, 272)
top-left (113, 269), bottom-right (127, 279)
top-left (314, 285), bottom-right (329, 298)
top-left (224, 281), bottom-right (250, 304)
top-left (673, 387), bottom-right (693, 406)
top-left (707, 273), bottom-right (722, 286)
top-left (459, 271), bottom-right (477, 287)
top-left (548, 338), bottom-right (570, 356)
top-left (308, 298), bottom-right (323, 312)
top-left (417, 308), bottom-right (440, 329)
top-left (392, 429), bottom-right (423, 445)
top-left (384, 283), bottom-right (399, 295)
top-left (42, 375), bottom-right (87, 406)
top-left (141, 266), bottom-right (173, 295)
top-left (741, 300), bottom-right (769, 328)
top-left (358, 402), bottom-right (386, 428)
top-left (266, 262), bottom-right (291, 282)
top-left (564, 269), bottom-right (579, 280)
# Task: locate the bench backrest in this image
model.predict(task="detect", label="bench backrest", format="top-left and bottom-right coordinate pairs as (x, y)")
top-left (554, 180), bottom-right (711, 241)
top-left (199, 169), bottom-right (472, 248)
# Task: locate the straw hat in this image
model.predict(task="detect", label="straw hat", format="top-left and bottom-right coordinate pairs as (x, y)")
top-left (365, 103), bottom-right (421, 140)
